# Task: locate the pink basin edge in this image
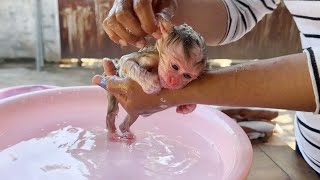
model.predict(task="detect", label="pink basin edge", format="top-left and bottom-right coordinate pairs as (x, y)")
top-left (0, 85), bottom-right (59, 101)
top-left (0, 86), bottom-right (253, 179)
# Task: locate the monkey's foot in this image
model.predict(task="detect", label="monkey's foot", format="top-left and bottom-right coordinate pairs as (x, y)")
top-left (176, 104), bottom-right (197, 114)
top-left (107, 131), bottom-right (121, 141)
top-left (121, 132), bottom-right (135, 140)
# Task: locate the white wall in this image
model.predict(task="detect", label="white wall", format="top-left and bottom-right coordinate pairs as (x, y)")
top-left (0, 0), bottom-right (61, 62)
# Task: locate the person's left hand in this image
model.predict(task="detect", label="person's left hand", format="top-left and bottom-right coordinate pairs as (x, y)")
top-left (92, 60), bottom-right (176, 117)
top-left (94, 75), bottom-right (172, 116)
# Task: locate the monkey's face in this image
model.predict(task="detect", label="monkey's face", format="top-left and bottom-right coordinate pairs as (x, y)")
top-left (158, 42), bottom-right (204, 90)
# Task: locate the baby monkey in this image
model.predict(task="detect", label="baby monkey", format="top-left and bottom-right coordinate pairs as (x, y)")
top-left (95, 22), bottom-right (207, 140)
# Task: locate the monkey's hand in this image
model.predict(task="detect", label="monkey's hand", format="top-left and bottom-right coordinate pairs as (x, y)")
top-left (139, 74), bottom-right (162, 94)
top-left (176, 104), bottom-right (197, 114)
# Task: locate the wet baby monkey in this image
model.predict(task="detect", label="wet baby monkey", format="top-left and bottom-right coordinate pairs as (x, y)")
top-left (94, 21), bottom-right (207, 140)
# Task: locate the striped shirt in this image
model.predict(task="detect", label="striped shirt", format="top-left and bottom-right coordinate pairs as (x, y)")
top-left (220, 0), bottom-right (320, 173)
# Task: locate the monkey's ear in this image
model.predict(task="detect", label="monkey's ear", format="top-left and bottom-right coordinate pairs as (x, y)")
top-left (156, 13), bottom-right (173, 39)
top-left (159, 21), bottom-right (169, 39)
top-left (159, 20), bottom-right (173, 38)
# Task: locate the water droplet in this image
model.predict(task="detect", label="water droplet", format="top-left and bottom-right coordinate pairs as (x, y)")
top-left (160, 105), bottom-right (168, 109)
top-left (67, 127), bottom-right (79, 133)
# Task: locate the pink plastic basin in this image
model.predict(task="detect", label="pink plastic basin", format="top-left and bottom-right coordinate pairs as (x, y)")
top-left (0, 86), bottom-right (252, 180)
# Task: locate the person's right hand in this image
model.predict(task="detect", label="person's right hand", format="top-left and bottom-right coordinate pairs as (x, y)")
top-left (102, 0), bottom-right (177, 48)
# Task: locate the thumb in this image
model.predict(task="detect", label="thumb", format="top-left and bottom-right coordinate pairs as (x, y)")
top-left (92, 75), bottom-right (129, 95)
top-left (107, 76), bottom-right (131, 95)
top-left (102, 58), bottom-right (117, 76)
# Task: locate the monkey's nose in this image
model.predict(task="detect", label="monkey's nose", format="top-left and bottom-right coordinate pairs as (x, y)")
top-left (169, 76), bottom-right (178, 86)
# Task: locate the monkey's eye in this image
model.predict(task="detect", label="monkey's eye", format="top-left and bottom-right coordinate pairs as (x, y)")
top-left (171, 64), bottom-right (179, 71)
top-left (183, 73), bottom-right (192, 79)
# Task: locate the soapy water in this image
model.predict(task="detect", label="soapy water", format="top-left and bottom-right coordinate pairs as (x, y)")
top-left (0, 126), bottom-right (224, 180)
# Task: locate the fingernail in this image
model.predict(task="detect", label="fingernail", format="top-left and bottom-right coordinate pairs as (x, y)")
top-left (119, 39), bottom-right (127, 46)
top-left (136, 40), bottom-right (145, 49)
top-left (152, 32), bottom-right (161, 39)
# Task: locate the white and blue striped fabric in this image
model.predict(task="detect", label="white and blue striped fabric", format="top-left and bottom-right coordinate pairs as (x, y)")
top-left (219, 0), bottom-right (320, 173)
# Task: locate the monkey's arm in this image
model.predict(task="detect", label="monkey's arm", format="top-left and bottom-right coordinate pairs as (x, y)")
top-left (119, 53), bottom-right (161, 94)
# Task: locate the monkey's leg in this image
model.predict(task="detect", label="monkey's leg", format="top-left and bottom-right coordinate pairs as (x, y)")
top-left (106, 93), bottom-right (120, 141)
top-left (119, 114), bottom-right (139, 139)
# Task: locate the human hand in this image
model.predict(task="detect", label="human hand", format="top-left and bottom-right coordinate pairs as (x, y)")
top-left (93, 75), bottom-right (170, 116)
top-left (102, 0), bottom-right (177, 48)
top-left (220, 108), bottom-right (279, 143)
top-left (220, 108), bottom-right (279, 121)
top-left (176, 104), bottom-right (197, 114)
top-left (92, 59), bottom-right (173, 116)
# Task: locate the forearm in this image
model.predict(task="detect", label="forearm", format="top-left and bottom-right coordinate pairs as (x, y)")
top-left (171, 0), bottom-right (228, 46)
top-left (172, 0), bottom-right (280, 46)
top-left (163, 53), bottom-right (316, 112)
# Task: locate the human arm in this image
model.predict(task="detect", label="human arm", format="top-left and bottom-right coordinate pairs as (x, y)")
top-left (99, 51), bottom-right (319, 116)
top-left (174, 0), bottom-right (280, 46)
top-left (103, 0), bottom-right (227, 46)
top-left (103, 0), bottom-right (280, 47)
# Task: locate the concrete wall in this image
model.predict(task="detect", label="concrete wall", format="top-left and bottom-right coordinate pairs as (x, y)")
top-left (0, 1), bottom-right (299, 61)
top-left (0, 0), bottom-right (61, 62)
